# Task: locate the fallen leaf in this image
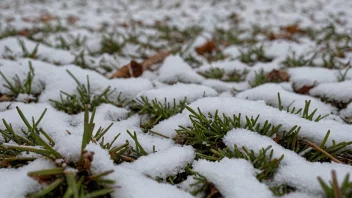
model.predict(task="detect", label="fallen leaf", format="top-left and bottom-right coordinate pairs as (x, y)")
top-left (110, 60), bottom-right (143, 78)
top-left (281, 24), bottom-right (305, 34)
top-left (195, 40), bottom-right (217, 55)
top-left (82, 151), bottom-right (95, 170)
top-left (273, 134), bottom-right (281, 143)
top-left (67, 15), bottom-right (79, 25)
top-left (268, 32), bottom-right (292, 41)
top-left (295, 85), bottom-right (314, 94)
top-left (110, 51), bottom-right (170, 79)
top-left (5, 17), bottom-right (14, 23)
top-left (0, 95), bottom-right (12, 102)
top-left (17, 29), bottom-right (32, 36)
top-left (40, 13), bottom-right (56, 23)
top-left (266, 69), bottom-right (289, 82)
top-left (22, 13), bottom-right (56, 23)
top-left (142, 51), bottom-right (170, 70)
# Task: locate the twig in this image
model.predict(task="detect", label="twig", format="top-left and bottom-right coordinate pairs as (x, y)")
top-left (332, 170), bottom-right (342, 198)
top-left (303, 140), bottom-right (343, 163)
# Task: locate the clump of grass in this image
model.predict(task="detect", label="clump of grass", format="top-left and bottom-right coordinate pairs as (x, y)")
top-left (276, 127), bottom-right (352, 163)
top-left (251, 68), bottom-right (267, 87)
top-left (213, 28), bottom-right (244, 46)
top-left (73, 50), bottom-right (93, 69)
top-left (49, 70), bottom-right (116, 114)
top-left (1, 106), bottom-right (115, 197)
top-left (0, 25), bottom-right (17, 39)
top-left (222, 69), bottom-right (248, 82)
top-left (54, 34), bottom-right (87, 50)
top-left (185, 167), bottom-right (221, 197)
top-left (18, 38), bottom-right (40, 59)
top-left (239, 45), bottom-right (273, 66)
top-left (318, 170), bottom-right (352, 198)
top-left (175, 106), bottom-right (297, 152)
top-left (131, 96), bottom-right (187, 130)
top-left (100, 34), bottom-right (125, 55)
top-left (269, 184), bottom-right (295, 196)
top-left (199, 68), bottom-right (225, 79)
top-left (199, 68), bottom-right (248, 82)
top-left (0, 61), bottom-right (37, 97)
top-left (277, 93), bottom-right (328, 122)
top-left (154, 24), bottom-right (203, 45)
top-left (281, 52), bottom-right (316, 67)
top-left (320, 53), bottom-right (348, 69)
top-left (337, 66), bottom-right (352, 82)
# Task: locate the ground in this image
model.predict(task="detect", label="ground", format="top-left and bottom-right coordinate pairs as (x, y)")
top-left (0, 0), bottom-right (352, 197)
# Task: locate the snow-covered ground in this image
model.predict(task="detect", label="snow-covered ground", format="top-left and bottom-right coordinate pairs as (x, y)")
top-left (0, 0), bottom-right (352, 197)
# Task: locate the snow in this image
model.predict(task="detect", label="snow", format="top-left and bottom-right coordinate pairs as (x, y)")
top-left (121, 145), bottom-right (195, 179)
top-left (1, 0), bottom-right (352, 197)
top-left (136, 83), bottom-right (217, 104)
top-left (112, 166), bottom-right (193, 198)
top-left (0, 37), bottom-right (75, 64)
top-left (193, 158), bottom-right (273, 198)
top-left (158, 55), bottom-right (204, 84)
top-left (236, 83), bottom-right (337, 118)
top-left (0, 159), bottom-right (56, 198)
top-left (310, 80), bottom-right (352, 103)
top-left (340, 102), bottom-right (352, 123)
top-left (224, 129), bottom-right (352, 195)
top-left (288, 67), bottom-right (338, 90)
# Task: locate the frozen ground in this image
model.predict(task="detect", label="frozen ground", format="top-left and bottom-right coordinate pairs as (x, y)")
top-left (0, 0), bottom-right (352, 197)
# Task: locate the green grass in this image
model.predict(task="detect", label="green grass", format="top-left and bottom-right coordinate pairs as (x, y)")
top-left (49, 70), bottom-right (117, 114)
top-left (0, 61), bottom-right (37, 97)
top-left (131, 96), bottom-right (187, 131)
top-left (239, 45), bottom-right (274, 66)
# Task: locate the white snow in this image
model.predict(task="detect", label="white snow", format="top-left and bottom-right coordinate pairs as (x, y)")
top-left (121, 145), bottom-right (195, 179)
top-left (310, 80), bottom-right (352, 103)
top-left (158, 55), bottom-right (204, 84)
top-left (193, 158), bottom-right (273, 198)
top-left (288, 67), bottom-right (338, 90)
top-left (236, 83), bottom-right (337, 118)
top-left (1, 0), bottom-right (352, 197)
top-left (224, 129), bottom-right (352, 195)
top-left (136, 83), bottom-right (217, 104)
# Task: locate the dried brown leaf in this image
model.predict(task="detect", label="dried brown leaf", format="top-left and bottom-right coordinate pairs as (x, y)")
top-left (0, 95), bottom-right (12, 102)
top-left (142, 51), bottom-right (170, 70)
top-left (67, 15), bottom-right (79, 25)
top-left (266, 69), bottom-right (289, 82)
top-left (110, 60), bottom-right (143, 79)
top-left (195, 40), bottom-right (217, 55)
top-left (295, 85), bottom-right (314, 94)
